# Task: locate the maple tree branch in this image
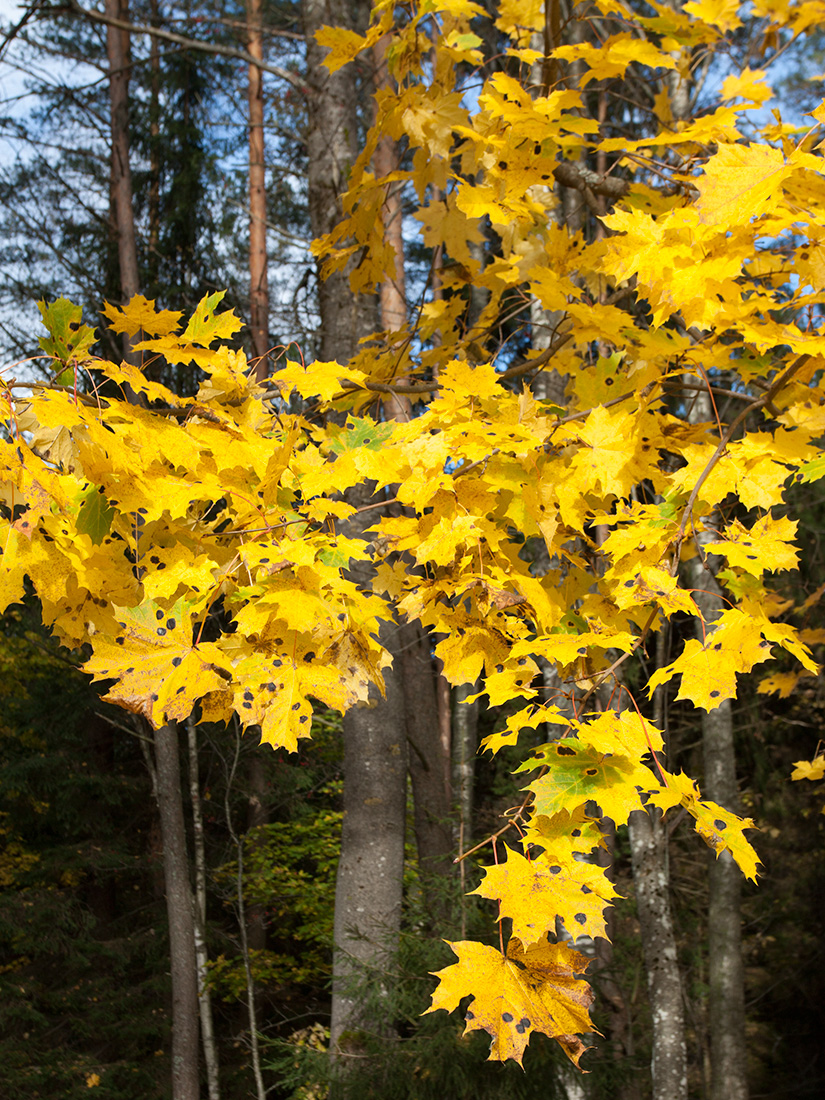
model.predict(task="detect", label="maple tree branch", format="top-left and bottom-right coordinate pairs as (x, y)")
top-left (454, 802), bottom-right (529, 863)
top-left (670, 354), bottom-right (810, 570)
top-left (552, 161), bottom-right (630, 201)
top-left (56, 1), bottom-right (309, 93)
top-left (498, 331), bottom-right (574, 382)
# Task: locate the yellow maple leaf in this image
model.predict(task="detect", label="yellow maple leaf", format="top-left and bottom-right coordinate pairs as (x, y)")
top-left (648, 771), bottom-right (760, 880)
top-left (481, 704), bottom-right (571, 754)
top-left (574, 710), bottom-right (664, 759)
top-left (274, 359), bottom-right (367, 403)
top-left (552, 34), bottom-right (677, 86)
top-left (521, 808), bottom-right (606, 859)
top-left (757, 670), bottom-right (804, 698)
top-left (719, 68), bottom-right (772, 105)
top-left (472, 845), bottom-right (619, 944)
top-left (791, 755), bottom-right (825, 782)
top-left (706, 514), bottom-right (799, 575)
top-left (314, 18), bottom-right (390, 73)
top-left (102, 294), bottom-right (182, 337)
top-left (83, 600), bottom-right (233, 727)
top-left (413, 194), bottom-right (484, 268)
top-left (694, 143), bottom-right (790, 227)
top-left (683, 0), bottom-right (742, 30)
top-left (424, 937), bottom-right (594, 1066)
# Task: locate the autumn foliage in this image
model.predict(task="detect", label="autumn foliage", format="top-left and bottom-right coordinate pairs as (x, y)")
top-left (3, 0), bottom-right (825, 1070)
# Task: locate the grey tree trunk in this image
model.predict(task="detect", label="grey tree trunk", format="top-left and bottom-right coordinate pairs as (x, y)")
top-left (628, 806), bottom-right (688, 1100)
top-left (153, 722), bottom-right (201, 1100)
top-left (302, 0), bottom-right (407, 1068)
top-left (329, 618), bottom-right (408, 1056)
top-left (687, 379), bottom-right (749, 1100)
top-left (302, 0), bottom-right (367, 362)
top-left (691, 564), bottom-right (749, 1100)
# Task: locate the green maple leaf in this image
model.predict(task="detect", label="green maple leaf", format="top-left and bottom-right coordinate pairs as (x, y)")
top-left (37, 298), bottom-right (96, 364)
top-left (517, 740), bottom-right (658, 826)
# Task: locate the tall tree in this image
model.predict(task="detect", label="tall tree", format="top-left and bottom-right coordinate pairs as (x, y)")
top-left (301, 0), bottom-right (409, 1066)
top-left (105, 0), bottom-right (140, 363)
top-left (247, 0), bottom-right (271, 377)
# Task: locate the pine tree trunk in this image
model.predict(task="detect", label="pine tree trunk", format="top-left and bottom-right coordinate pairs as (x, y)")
top-left (105, 0), bottom-right (139, 332)
top-left (247, 0), bottom-right (270, 377)
top-left (153, 722), bottom-right (200, 1100)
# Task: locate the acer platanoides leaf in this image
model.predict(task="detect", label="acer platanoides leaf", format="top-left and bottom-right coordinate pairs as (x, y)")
top-left (425, 937), bottom-right (594, 1067)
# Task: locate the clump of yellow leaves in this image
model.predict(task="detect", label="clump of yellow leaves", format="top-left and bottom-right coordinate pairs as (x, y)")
top-left (4, 0), bottom-right (825, 1072)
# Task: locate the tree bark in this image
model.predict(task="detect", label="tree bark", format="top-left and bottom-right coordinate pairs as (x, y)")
top-left (186, 716), bottom-right (221, 1100)
top-left (452, 681), bottom-right (478, 851)
top-left (105, 0), bottom-right (139, 345)
top-left (329, 618), bottom-right (408, 1056)
top-left (691, 566), bottom-right (749, 1100)
top-left (687, 385), bottom-right (749, 1100)
top-left (302, 0), bottom-right (407, 1068)
top-left (402, 621), bottom-right (453, 922)
top-left (628, 806), bottom-right (688, 1100)
top-left (302, 0), bottom-right (367, 363)
top-left (154, 721), bottom-right (201, 1100)
top-left (247, 0), bottom-right (270, 378)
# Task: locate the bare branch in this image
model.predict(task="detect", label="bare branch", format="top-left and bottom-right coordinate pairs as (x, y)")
top-left (53, 1), bottom-right (310, 93)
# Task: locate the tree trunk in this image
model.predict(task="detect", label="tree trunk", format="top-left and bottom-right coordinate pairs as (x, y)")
top-left (452, 681), bottom-right (478, 851)
top-left (687, 387), bottom-right (749, 1100)
top-left (247, 0), bottom-right (270, 378)
top-left (302, 0), bottom-right (366, 363)
top-left (153, 721), bottom-right (201, 1100)
top-left (303, 0), bottom-right (407, 1069)
top-left (402, 621), bottom-right (453, 922)
top-left (705, 703), bottom-right (749, 1100)
top-left (691, 565), bottom-right (749, 1100)
top-left (186, 716), bottom-right (221, 1100)
top-left (329, 618), bottom-right (408, 1056)
top-left (105, 0), bottom-right (139, 349)
top-left (628, 807), bottom-right (688, 1100)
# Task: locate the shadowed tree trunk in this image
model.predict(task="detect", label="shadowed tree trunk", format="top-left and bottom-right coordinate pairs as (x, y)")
top-left (402, 621), bottom-right (453, 922)
top-left (628, 806), bottom-right (688, 1100)
top-left (690, 555), bottom-right (749, 1100)
top-left (330, 618), bottom-right (408, 1055)
top-left (154, 721), bottom-right (200, 1100)
top-left (185, 716), bottom-right (220, 1100)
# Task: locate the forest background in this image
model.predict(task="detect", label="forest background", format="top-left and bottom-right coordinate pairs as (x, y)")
top-left (0, 2), bottom-right (824, 1100)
